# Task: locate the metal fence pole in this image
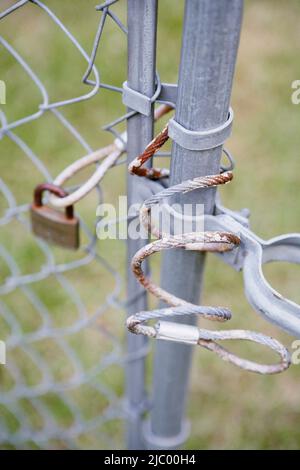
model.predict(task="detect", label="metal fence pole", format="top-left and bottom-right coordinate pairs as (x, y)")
top-left (146, 0), bottom-right (244, 449)
top-left (126, 0), bottom-right (158, 450)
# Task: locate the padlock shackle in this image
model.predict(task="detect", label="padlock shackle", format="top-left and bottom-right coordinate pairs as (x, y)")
top-left (34, 183), bottom-right (74, 219)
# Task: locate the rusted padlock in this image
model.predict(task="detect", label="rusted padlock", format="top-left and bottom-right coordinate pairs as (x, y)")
top-left (31, 183), bottom-right (79, 250)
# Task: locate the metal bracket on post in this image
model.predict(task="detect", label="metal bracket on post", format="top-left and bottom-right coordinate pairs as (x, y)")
top-left (168, 107), bottom-right (234, 150)
top-left (123, 81), bottom-right (178, 115)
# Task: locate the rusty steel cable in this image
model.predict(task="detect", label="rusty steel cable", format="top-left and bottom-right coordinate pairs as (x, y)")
top-left (128, 125), bottom-right (170, 180)
top-left (127, 126), bottom-right (291, 375)
top-left (48, 105), bottom-right (172, 208)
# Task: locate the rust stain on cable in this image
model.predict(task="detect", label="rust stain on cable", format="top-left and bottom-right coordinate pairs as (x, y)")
top-left (128, 105), bottom-right (171, 180)
top-left (126, 123), bottom-right (291, 375)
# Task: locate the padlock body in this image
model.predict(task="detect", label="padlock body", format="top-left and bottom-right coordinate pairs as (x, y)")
top-left (31, 204), bottom-right (79, 250)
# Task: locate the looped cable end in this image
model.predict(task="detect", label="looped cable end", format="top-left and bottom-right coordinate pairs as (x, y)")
top-left (127, 121), bottom-right (292, 375)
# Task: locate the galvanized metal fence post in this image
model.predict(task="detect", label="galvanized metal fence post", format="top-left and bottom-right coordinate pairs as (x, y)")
top-left (126, 0), bottom-right (158, 450)
top-left (145, 0), bottom-right (244, 449)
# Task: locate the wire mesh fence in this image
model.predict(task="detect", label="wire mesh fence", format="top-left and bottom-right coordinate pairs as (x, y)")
top-left (2, 0), bottom-right (300, 452)
top-left (0, 0), bottom-right (137, 449)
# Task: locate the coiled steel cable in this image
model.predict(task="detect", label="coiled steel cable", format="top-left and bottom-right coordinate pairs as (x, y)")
top-left (127, 123), bottom-right (291, 375)
top-left (48, 105), bottom-right (173, 208)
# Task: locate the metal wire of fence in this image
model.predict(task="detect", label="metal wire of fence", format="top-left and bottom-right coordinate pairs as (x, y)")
top-left (0, 0), bottom-right (139, 449)
top-left (2, 0), bottom-right (299, 452)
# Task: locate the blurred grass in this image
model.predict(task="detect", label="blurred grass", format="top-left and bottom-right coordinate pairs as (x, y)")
top-left (0, 0), bottom-right (299, 449)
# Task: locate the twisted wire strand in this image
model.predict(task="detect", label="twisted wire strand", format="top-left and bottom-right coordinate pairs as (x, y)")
top-left (127, 125), bottom-right (291, 374)
top-left (48, 104), bottom-right (172, 208)
top-left (128, 122), bottom-right (235, 180)
top-left (128, 125), bottom-right (169, 179)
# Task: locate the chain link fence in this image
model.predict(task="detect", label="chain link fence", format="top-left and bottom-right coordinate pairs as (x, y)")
top-left (0, 0), bottom-right (137, 449)
top-left (1, 0), bottom-right (300, 451)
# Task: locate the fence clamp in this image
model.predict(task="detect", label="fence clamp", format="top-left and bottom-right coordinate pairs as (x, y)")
top-left (122, 81), bottom-right (178, 116)
top-left (168, 107), bottom-right (234, 151)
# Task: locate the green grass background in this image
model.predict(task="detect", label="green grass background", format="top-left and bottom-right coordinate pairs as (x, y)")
top-left (0, 0), bottom-right (300, 449)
